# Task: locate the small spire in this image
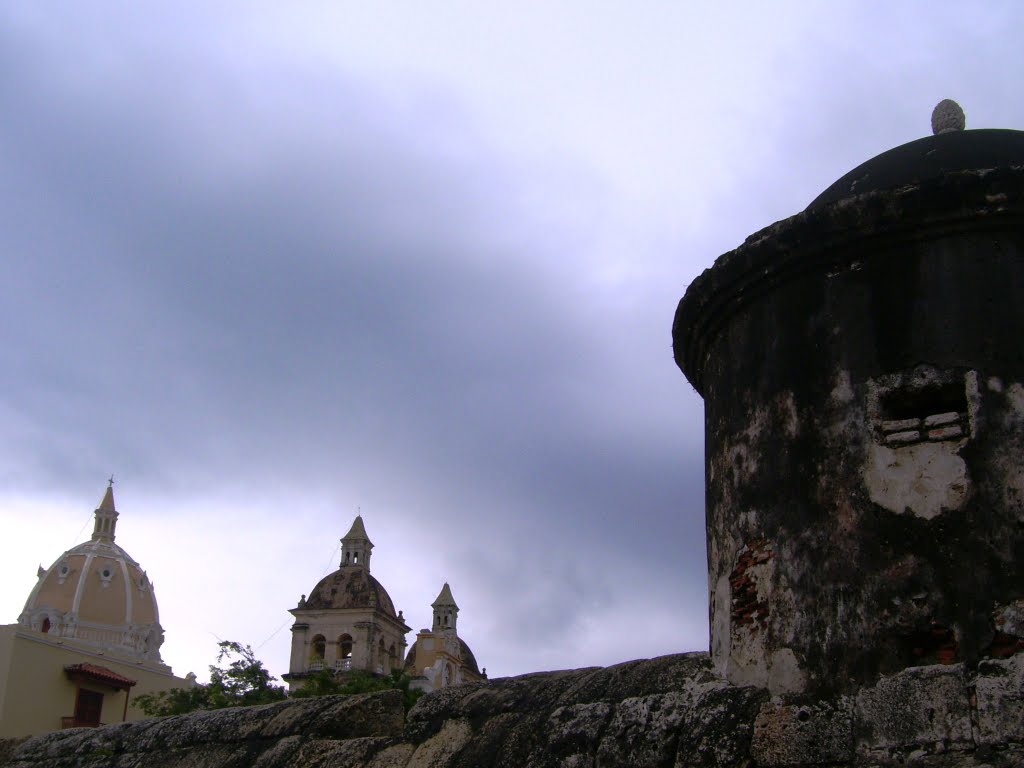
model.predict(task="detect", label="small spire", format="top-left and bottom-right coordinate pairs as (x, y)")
top-left (431, 583), bottom-right (459, 632)
top-left (931, 99), bottom-right (966, 135)
top-left (99, 480), bottom-right (116, 511)
top-left (432, 582), bottom-right (458, 608)
top-left (92, 481), bottom-right (119, 542)
top-left (343, 515), bottom-right (371, 543)
top-left (340, 515), bottom-right (374, 570)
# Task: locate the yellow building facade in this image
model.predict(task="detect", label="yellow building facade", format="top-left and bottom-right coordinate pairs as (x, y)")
top-left (0, 485), bottom-right (191, 738)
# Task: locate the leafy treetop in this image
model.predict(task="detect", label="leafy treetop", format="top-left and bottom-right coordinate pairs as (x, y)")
top-left (135, 641), bottom-right (423, 717)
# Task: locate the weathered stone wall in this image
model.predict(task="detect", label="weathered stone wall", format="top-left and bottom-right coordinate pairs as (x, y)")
top-left (3, 652), bottom-right (1021, 767)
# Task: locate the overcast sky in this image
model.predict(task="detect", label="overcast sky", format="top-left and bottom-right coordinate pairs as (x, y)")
top-left (2, 3), bottom-right (1022, 684)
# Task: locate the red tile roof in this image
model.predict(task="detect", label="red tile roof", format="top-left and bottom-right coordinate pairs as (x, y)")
top-left (64, 663), bottom-right (137, 689)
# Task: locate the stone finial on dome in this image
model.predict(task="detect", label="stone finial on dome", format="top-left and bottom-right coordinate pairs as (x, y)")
top-left (931, 99), bottom-right (966, 135)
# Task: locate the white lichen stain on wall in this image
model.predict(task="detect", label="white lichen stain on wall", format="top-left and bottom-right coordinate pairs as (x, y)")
top-left (715, 392), bottom-right (800, 494)
top-left (728, 623), bottom-right (768, 690)
top-left (826, 370), bottom-right (862, 444)
top-left (994, 599), bottom-right (1024, 638)
top-left (711, 573), bottom-right (731, 680)
top-left (778, 391), bottom-right (799, 438)
top-left (830, 370), bottom-right (855, 406)
top-left (726, 444), bottom-right (758, 485)
top-left (965, 370), bottom-right (982, 440)
top-left (1005, 382), bottom-right (1024, 415)
top-left (768, 648), bottom-right (807, 695)
top-left (998, 383), bottom-right (1024, 519)
top-left (864, 441), bottom-right (969, 519)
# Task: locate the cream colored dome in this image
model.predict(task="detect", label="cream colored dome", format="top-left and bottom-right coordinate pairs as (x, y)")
top-left (18, 485), bottom-right (165, 664)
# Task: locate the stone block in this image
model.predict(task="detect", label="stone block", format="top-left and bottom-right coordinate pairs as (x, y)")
top-left (886, 430), bottom-right (921, 444)
top-left (597, 693), bottom-right (686, 767)
top-left (855, 664), bottom-right (972, 758)
top-left (303, 690), bottom-right (405, 740)
top-left (285, 736), bottom-right (385, 768)
top-left (923, 412), bottom-right (961, 428)
top-left (260, 697), bottom-right (337, 738)
top-left (883, 418), bottom-right (922, 433)
top-left (974, 655), bottom-right (1024, 745)
top-left (365, 743), bottom-right (416, 768)
top-left (927, 425), bottom-right (963, 441)
top-left (406, 718), bottom-right (472, 768)
top-left (675, 685), bottom-right (765, 768)
top-left (546, 702), bottom-right (611, 757)
top-left (750, 697), bottom-right (853, 765)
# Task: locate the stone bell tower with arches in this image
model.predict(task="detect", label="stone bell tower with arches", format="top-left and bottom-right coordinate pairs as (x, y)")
top-left (404, 583), bottom-right (485, 693)
top-left (283, 515), bottom-right (410, 693)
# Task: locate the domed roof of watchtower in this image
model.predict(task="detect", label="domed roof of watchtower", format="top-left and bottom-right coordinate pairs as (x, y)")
top-left (808, 100), bottom-right (1024, 211)
top-left (675, 101), bottom-right (1024, 397)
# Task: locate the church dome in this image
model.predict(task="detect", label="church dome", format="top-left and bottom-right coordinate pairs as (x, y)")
top-left (404, 636), bottom-right (480, 675)
top-left (458, 638), bottom-right (479, 675)
top-left (302, 567), bottom-right (398, 616)
top-left (18, 485), bottom-right (165, 663)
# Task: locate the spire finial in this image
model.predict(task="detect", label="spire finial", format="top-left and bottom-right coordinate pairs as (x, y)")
top-left (931, 99), bottom-right (966, 135)
top-left (108, 474), bottom-right (115, 487)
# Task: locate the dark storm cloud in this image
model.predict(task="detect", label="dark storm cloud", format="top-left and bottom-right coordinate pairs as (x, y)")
top-left (0, 22), bottom-right (585, 480)
top-left (0, 3), bottom-right (706, 656)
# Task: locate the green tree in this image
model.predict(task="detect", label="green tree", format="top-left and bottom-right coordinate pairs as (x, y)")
top-left (135, 640), bottom-right (286, 716)
top-left (133, 684), bottom-right (212, 716)
top-left (291, 668), bottom-right (423, 711)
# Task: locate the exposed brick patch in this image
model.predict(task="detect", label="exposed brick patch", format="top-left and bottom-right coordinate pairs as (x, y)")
top-left (906, 622), bottom-right (959, 665)
top-left (989, 599), bottom-right (1024, 659)
top-left (986, 631), bottom-right (1024, 659)
top-left (730, 539), bottom-right (772, 629)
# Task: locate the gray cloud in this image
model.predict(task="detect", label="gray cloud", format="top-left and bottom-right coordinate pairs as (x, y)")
top-left (2, 3), bottom-right (1022, 678)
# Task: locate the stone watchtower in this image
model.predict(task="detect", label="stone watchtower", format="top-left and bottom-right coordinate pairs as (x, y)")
top-left (673, 102), bottom-right (1024, 695)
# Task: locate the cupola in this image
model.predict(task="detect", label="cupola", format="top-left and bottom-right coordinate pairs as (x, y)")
top-left (431, 582), bottom-right (459, 633)
top-left (340, 515), bottom-right (373, 570)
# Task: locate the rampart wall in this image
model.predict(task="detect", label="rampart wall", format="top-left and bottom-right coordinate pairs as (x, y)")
top-left (2, 651), bottom-right (1022, 767)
